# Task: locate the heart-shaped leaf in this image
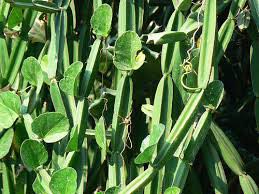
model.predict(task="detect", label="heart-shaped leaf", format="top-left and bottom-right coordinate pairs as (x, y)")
top-left (32, 112), bottom-right (69, 143)
top-left (49, 167), bottom-right (77, 194)
top-left (113, 31), bottom-right (145, 71)
top-left (20, 139), bottom-right (48, 170)
top-left (135, 124), bottom-right (165, 164)
top-left (59, 61), bottom-right (83, 96)
top-left (90, 4), bottom-right (112, 37)
top-left (21, 57), bottom-right (43, 87)
top-left (0, 128), bottom-right (14, 159)
top-left (0, 91), bottom-right (21, 129)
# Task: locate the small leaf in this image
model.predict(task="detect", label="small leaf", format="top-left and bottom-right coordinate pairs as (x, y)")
top-left (0, 91), bottom-right (21, 129)
top-left (180, 11), bottom-right (204, 34)
top-left (90, 4), bottom-right (112, 37)
top-left (145, 31), bottom-right (187, 45)
top-left (135, 124), bottom-right (165, 164)
top-left (59, 61), bottom-right (83, 96)
top-left (164, 186), bottom-right (181, 194)
top-left (0, 128), bottom-right (14, 159)
top-left (21, 57), bottom-right (43, 87)
top-left (140, 135), bottom-right (151, 152)
top-left (32, 112), bottom-right (70, 143)
top-left (95, 116), bottom-right (106, 151)
top-left (20, 139), bottom-right (48, 170)
top-left (7, 8), bottom-right (23, 29)
top-left (49, 167), bottom-right (77, 194)
top-left (113, 31), bottom-right (144, 71)
top-left (237, 9), bottom-right (251, 30)
top-left (202, 80), bottom-right (224, 110)
top-left (105, 186), bottom-right (120, 194)
top-left (88, 90), bottom-right (115, 122)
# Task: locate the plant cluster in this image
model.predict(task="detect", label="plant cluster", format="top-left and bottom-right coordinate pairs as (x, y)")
top-left (0, 0), bottom-right (258, 194)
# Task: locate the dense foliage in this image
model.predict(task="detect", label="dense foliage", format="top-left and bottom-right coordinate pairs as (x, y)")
top-left (0, 0), bottom-right (259, 193)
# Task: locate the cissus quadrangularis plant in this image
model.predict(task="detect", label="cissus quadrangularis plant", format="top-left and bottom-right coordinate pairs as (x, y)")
top-left (0, 0), bottom-right (258, 194)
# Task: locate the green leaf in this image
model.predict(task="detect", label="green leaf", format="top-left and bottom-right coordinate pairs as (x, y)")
top-left (202, 80), bottom-right (224, 110)
top-left (95, 116), bottom-right (106, 151)
top-left (32, 112), bottom-right (70, 143)
top-left (20, 139), bottom-right (48, 170)
top-left (88, 90), bottom-right (115, 121)
top-left (113, 31), bottom-right (144, 71)
top-left (180, 10), bottom-right (203, 35)
top-left (49, 167), bottom-right (77, 194)
top-left (145, 31), bottom-right (187, 45)
top-left (21, 57), bottom-right (43, 87)
top-left (134, 124), bottom-right (165, 164)
top-left (0, 91), bottom-right (21, 129)
top-left (0, 128), bottom-right (14, 159)
top-left (164, 186), bottom-right (181, 194)
top-left (59, 61), bottom-right (83, 96)
top-left (90, 4), bottom-right (113, 37)
top-left (7, 8), bottom-right (23, 29)
top-left (237, 9), bottom-right (251, 30)
top-left (105, 186), bottom-right (120, 194)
